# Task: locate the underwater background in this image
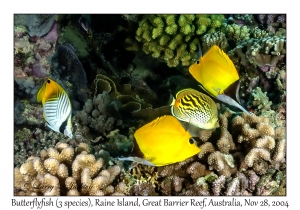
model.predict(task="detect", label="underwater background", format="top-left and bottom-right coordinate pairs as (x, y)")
top-left (14, 14), bottom-right (286, 196)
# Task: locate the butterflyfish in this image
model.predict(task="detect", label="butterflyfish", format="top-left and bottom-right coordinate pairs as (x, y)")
top-left (189, 45), bottom-right (250, 114)
top-left (171, 88), bottom-right (219, 130)
top-left (36, 78), bottom-right (73, 138)
top-left (118, 115), bottom-right (201, 166)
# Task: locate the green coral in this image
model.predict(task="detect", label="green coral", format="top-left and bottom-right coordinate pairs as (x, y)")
top-left (252, 87), bottom-right (272, 111)
top-left (226, 23), bottom-right (250, 43)
top-left (252, 27), bottom-right (269, 39)
top-left (135, 14), bottom-right (225, 68)
top-left (201, 31), bottom-right (228, 53)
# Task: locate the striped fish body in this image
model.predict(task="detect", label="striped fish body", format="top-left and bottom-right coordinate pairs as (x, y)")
top-left (171, 88), bottom-right (219, 130)
top-left (37, 78), bottom-right (73, 138)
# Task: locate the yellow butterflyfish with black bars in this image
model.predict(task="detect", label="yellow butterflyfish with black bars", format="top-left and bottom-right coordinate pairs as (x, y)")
top-left (189, 45), bottom-right (250, 114)
top-left (36, 78), bottom-right (73, 138)
top-left (171, 88), bottom-right (219, 130)
top-left (118, 115), bottom-right (200, 166)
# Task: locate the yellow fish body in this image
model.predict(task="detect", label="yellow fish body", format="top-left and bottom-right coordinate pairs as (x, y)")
top-left (189, 45), bottom-right (250, 114)
top-left (119, 115), bottom-right (200, 166)
top-left (36, 78), bottom-right (73, 138)
top-left (171, 88), bottom-right (219, 130)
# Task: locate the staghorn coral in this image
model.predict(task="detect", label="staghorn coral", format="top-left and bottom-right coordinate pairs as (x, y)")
top-left (14, 142), bottom-right (124, 195)
top-left (136, 14), bottom-right (225, 67)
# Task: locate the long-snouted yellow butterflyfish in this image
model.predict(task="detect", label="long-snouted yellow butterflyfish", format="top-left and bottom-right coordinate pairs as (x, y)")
top-left (171, 88), bottom-right (219, 130)
top-left (118, 115), bottom-right (201, 166)
top-left (189, 45), bottom-right (250, 114)
top-left (36, 78), bottom-right (73, 138)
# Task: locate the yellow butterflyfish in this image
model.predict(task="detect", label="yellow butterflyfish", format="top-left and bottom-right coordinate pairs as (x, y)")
top-left (118, 115), bottom-right (200, 166)
top-left (189, 45), bottom-right (250, 114)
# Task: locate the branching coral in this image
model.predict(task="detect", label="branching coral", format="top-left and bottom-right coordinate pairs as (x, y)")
top-left (228, 35), bottom-right (286, 79)
top-left (251, 87), bottom-right (273, 111)
top-left (201, 31), bottom-right (228, 53)
top-left (252, 27), bottom-right (269, 39)
top-left (75, 93), bottom-right (119, 135)
top-left (14, 142), bottom-right (124, 195)
top-left (14, 127), bottom-right (76, 168)
top-left (136, 14), bottom-right (225, 67)
top-left (256, 14), bottom-right (286, 34)
top-left (231, 112), bottom-right (285, 175)
top-left (226, 23), bottom-right (251, 43)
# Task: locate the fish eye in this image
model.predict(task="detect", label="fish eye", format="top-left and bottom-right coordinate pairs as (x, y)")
top-left (47, 79), bottom-right (51, 84)
top-left (196, 61), bottom-right (200, 64)
top-left (189, 138), bottom-right (195, 144)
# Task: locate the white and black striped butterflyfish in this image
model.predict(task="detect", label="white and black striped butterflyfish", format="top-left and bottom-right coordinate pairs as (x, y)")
top-left (36, 78), bottom-right (73, 138)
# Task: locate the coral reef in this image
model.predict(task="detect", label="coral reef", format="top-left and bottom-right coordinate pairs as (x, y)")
top-left (14, 14), bottom-right (287, 197)
top-left (251, 87), bottom-right (272, 112)
top-left (255, 14), bottom-right (286, 34)
top-left (136, 14), bottom-right (225, 67)
top-left (14, 100), bottom-right (44, 126)
top-left (120, 108), bottom-right (285, 196)
top-left (14, 127), bottom-right (75, 168)
top-left (14, 24), bottom-right (57, 100)
top-left (14, 142), bottom-right (124, 195)
top-left (227, 33), bottom-right (286, 109)
top-left (226, 23), bottom-right (251, 43)
top-left (15, 14), bottom-right (57, 37)
top-left (201, 31), bottom-right (228, 53)
top-left (75, 93), bottom-right (122, 135)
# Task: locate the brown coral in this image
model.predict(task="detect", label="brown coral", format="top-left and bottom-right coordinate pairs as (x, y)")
top-left (14, 142), bottom-right (123, 195)
top-left (230, 112), bottom-right (285, 175)
top-left (207, 151), bottom-right (237, 178)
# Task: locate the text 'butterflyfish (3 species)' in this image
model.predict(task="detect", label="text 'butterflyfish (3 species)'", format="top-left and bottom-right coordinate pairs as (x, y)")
top-left (171, 88), bottom-right (219, 130)
top-left (189, 45), bottom-right (250, 114)
top-left (36, 78), bottom-right (73, 138)
top-left (118, 115), bottom-right (200, 166)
